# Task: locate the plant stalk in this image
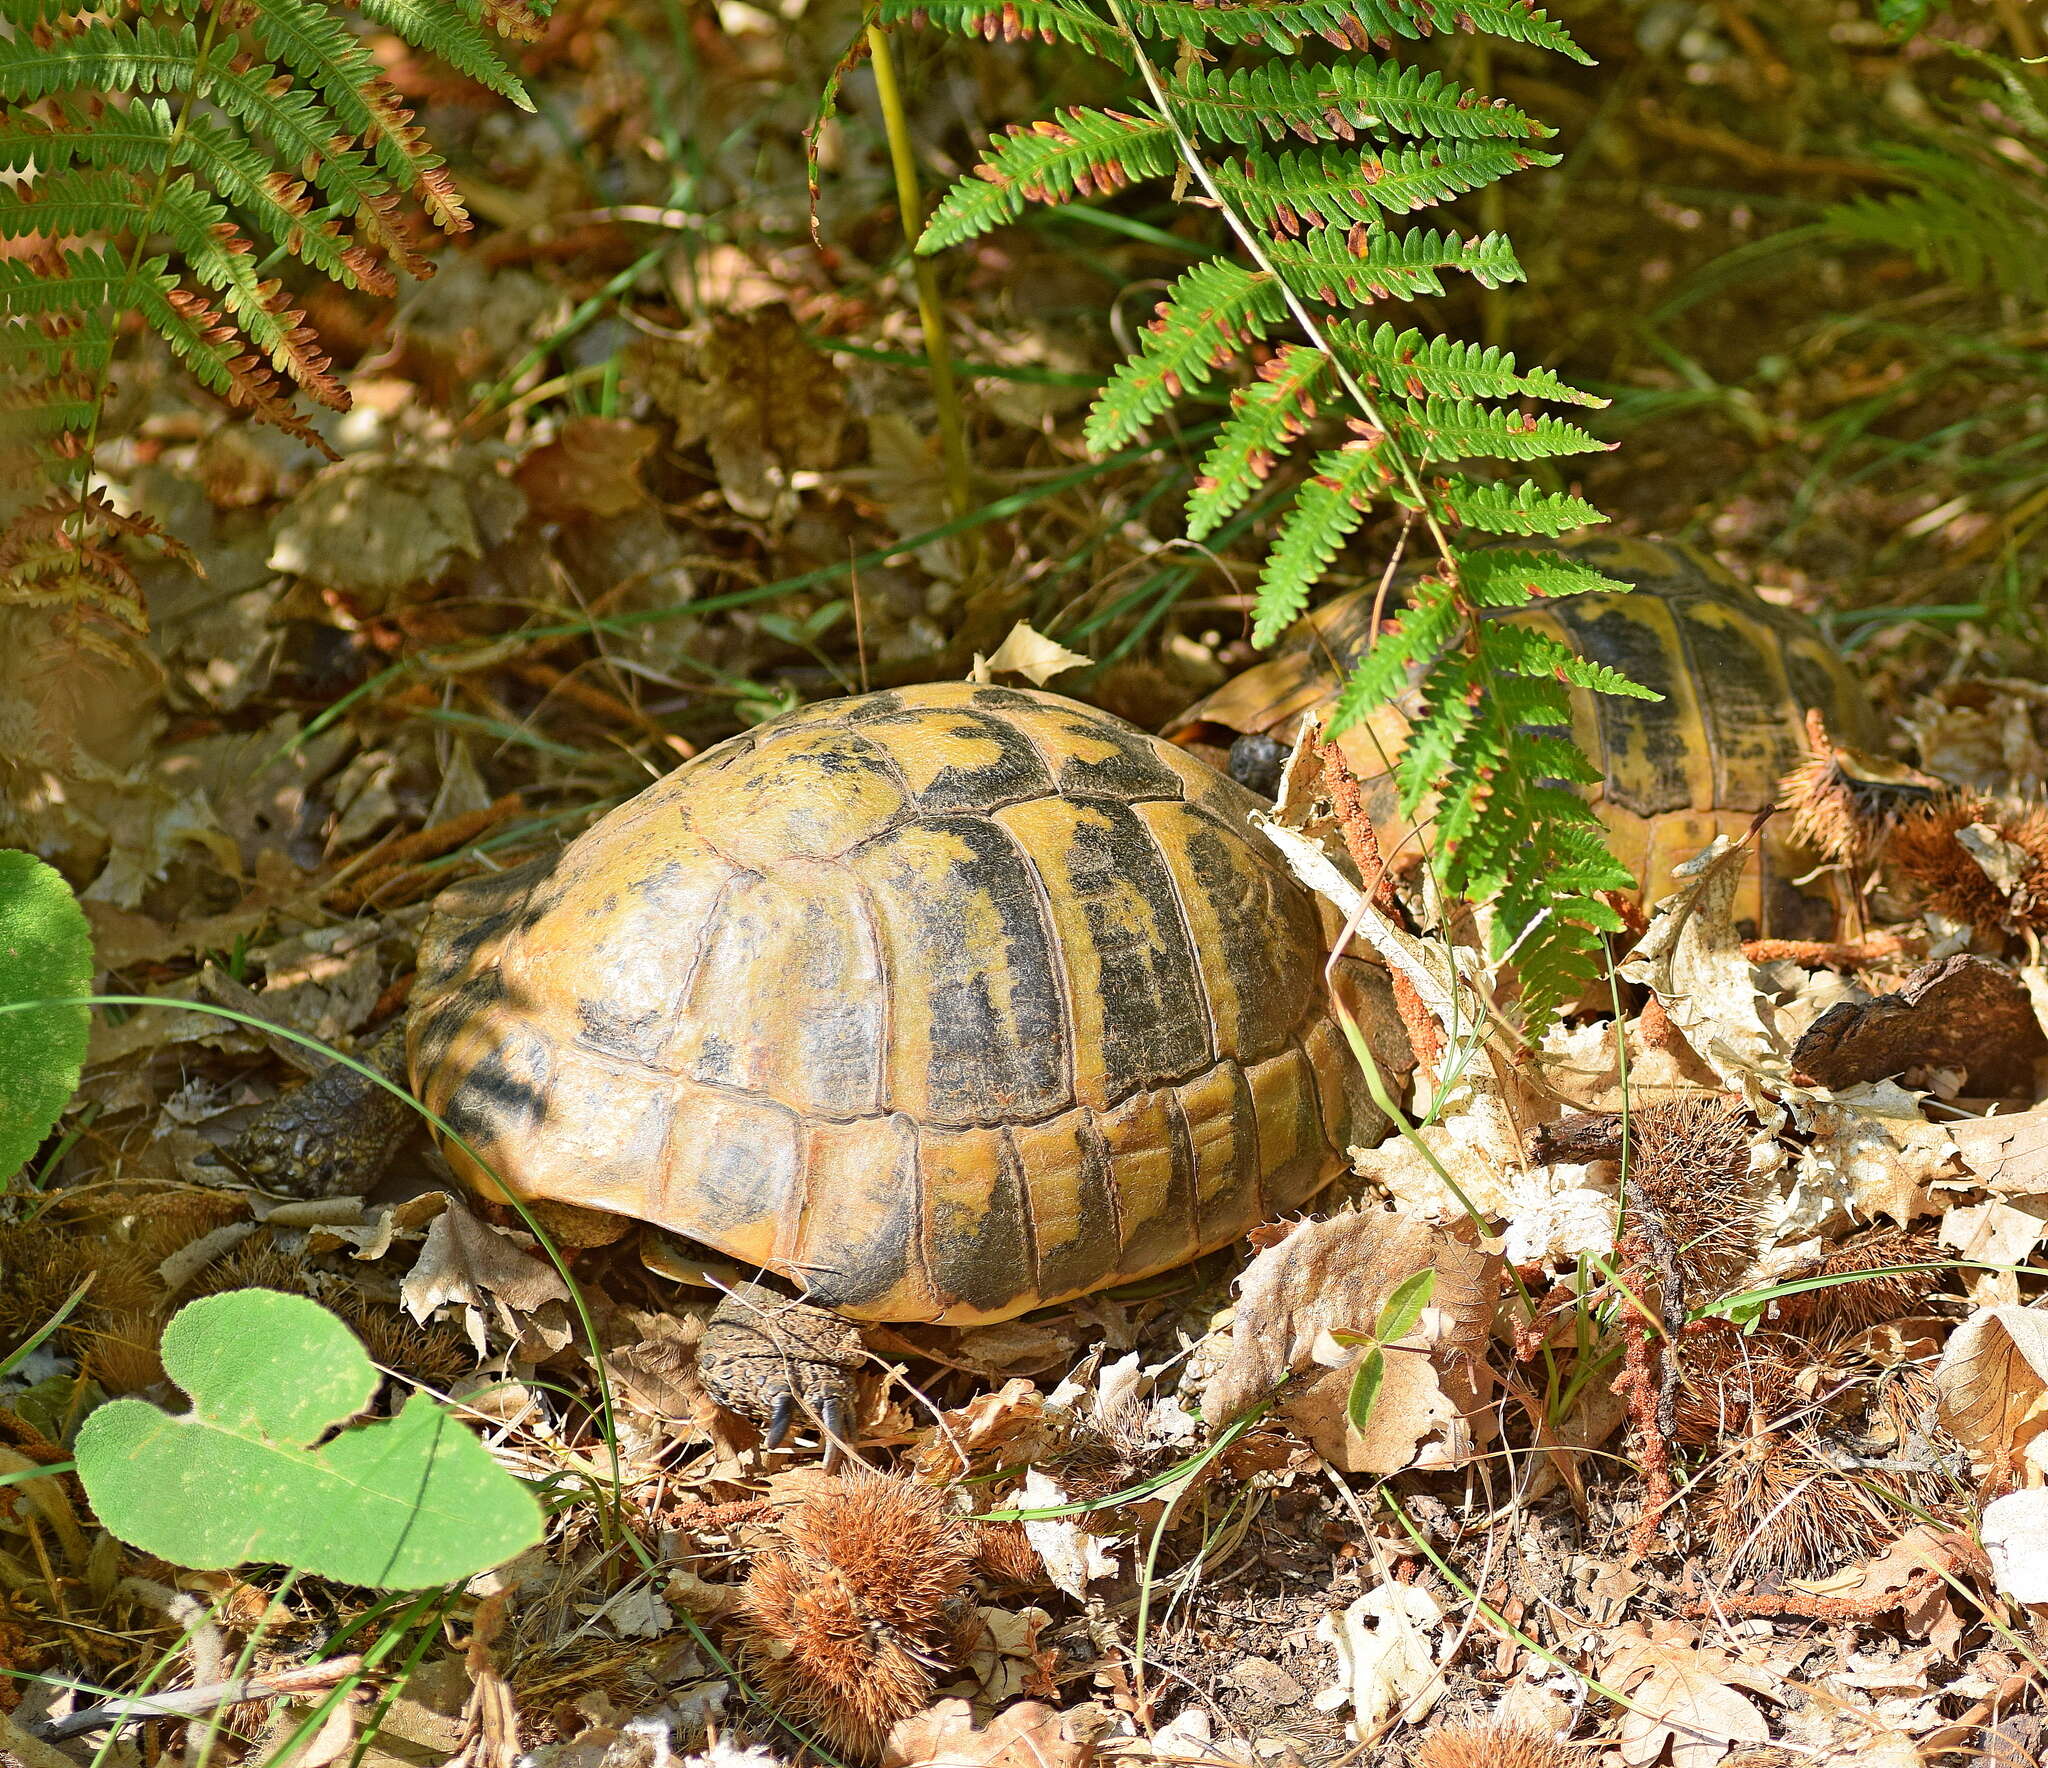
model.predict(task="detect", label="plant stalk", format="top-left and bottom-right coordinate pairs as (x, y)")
top-left (865, 26), bottom-right (976, 535)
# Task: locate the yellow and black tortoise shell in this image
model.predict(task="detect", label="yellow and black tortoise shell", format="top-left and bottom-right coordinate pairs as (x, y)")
top-left (407, 682), bottom-right (1370, 1324)
top-left (1174, 535), bottom-right (1878, 940)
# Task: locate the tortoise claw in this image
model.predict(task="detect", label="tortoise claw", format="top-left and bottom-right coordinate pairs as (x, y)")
top-left (698, 1281), bottom-right (865, 1461)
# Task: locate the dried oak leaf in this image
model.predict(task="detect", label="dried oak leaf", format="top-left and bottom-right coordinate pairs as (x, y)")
top-left (1313, 1580), bottom-right (1443, 1734)
top-left (1934, 1304), bottom-right (2048, 1482)
top-left (970, 624), bottom-right (1089, 689)
top-left (880, 1698), bottom-right (1106, 1768)
top-left (1198, 1206), bottom-right (1499, 1479)
top-left (1953, 1101), bottom-right (2048, 1200)
top-left (1602, 1623), bottom-right (1771, 1768)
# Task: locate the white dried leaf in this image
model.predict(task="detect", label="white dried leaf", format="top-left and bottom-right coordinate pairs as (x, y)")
top-left (1979, 1490), bottom-right (2048, 1603)
top-left (1313, 1582), bottom-right (1442, 1733)
top-left (1018, 1470), bottom-right (1118, 1601)
top-left (1618, 838), bottom-right (1787, 1092)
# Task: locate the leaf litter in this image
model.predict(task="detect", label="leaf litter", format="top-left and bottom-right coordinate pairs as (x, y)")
top-left (8, 15), bottom-right (2048, 1768)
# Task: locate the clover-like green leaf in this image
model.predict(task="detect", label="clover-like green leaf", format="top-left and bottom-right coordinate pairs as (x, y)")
top-left (76, 1289), bottom-right (543, 1589)
top-left (0, 848), bottom-right (93, 1185)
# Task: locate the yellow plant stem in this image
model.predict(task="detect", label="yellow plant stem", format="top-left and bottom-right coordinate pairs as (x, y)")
top-left (865, 26), bottom-right (975, 535)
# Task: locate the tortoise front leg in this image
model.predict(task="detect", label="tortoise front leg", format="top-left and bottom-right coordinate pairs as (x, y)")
top-left (217, 1023), bottom-right (416, 1199)
top-left (699, 1281), bottom-right (863, 1462)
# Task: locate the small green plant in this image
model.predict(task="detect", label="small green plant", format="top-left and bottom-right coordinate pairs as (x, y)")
top-left (0, 0), bottom-right (552, 646)
top-left (76, 1288), bottom-right (543, 1589)
top-left (0, 848), bottom-right (93, 1184)
top-left (873, 1), bottom-right (1658, 1021)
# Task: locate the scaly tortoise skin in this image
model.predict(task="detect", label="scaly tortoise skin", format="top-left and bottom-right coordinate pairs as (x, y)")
top-left (229, 683), bottom-right (1374, 1443)
top-left (1171, 535), bottom-right (1879, 940)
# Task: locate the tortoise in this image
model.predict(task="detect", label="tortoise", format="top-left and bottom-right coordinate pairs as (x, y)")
top-left (225, 682), bottom-right (1378, 1449)
top-left (1169, 535), bottom-right (1880, 941)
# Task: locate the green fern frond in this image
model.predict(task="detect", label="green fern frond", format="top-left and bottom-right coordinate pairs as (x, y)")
top-left (1084, 260), bottom-right (1288, 452)
top-left (1456, 547), bottom-right (1631, 604)
top-left (1329, 323), bottom-right (1603, 406)
top-left (1121, 0), bottom-right (1587, 59)
top-left (1250, 439), bottom-right (1390, 642)
top-left (920, 106), bottom-right (1177, 249)
top-left (1186, 343), bottom-right (1332, 540)
top-left (0, 101), bottom-right (387, 294)
top-left (1327, 587), bottom-right (1458, 716)
top-left (1428, 478), bottom-right (1605, 535)
top-left (1217, 140), bottom-right (1554, 232)
top-left (1164, 58), bottom-right (1548, 147)
top-left (1483, 623), bottom-right (1663, 698)
top-left (874, 0), bottom-right (1128, 57)
top-left (1397, 398), bottom-right (1610, 464)
top-left (1264, 227), bottom-right (1525, 302)
top-left (241, 0), bottom-right (467, 231)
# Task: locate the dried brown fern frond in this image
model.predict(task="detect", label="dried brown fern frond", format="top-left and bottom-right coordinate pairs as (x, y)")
top-left (1412, 1723), bottom-right (1572, 1768)
top-left (1888, 790), bottom-right (2048, 936)
top-left (740, 1474), bottom-right (976, 1758)
top-left (1627, 1093), bottom-right (1763, 1300)
top-left (1778, 708), bottom-right (1942, 868)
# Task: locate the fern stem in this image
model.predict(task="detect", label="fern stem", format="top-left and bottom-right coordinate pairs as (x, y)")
top-left (1468, 39), bottom-right (1509, 350)
top-left (866, 25), bottom-right (976, 534)
top-left (1099, 0), bottom-right (1461, 583)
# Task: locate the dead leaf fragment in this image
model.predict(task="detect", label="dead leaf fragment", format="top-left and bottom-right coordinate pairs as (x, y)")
top-left (268, 456), bottom-right (490, 602)
top-left (1602, 1623), bottom-right (1770, 1768)
top-left (970, 623), bottom-right (1090, 688)
top-left (881, 1698), bottom-right (1105, 1768)
top-left (1934, 1304), bottom-right (2048, 1479)
top-left (1016, 1470), bottom-right (1118, 1600)
top-left (515, 419), bottom-right (658, 522)
top-left (401, 1197), bottom-right (574, 1357)
top-left (1978, 1490), bottom-right (2048, 1602)
top-left (1954, 1102), bottom-right (2048, 1199)
top-left (1313, 1580), bottom-right (1443, 1733)
top-left (1200, 1206), bottom-right (1499, 1478)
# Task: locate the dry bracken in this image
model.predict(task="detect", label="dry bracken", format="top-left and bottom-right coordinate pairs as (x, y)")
top-left (740, 1474), bottom-right (976, 1758)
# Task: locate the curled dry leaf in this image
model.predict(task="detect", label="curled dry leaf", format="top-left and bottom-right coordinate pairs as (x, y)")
top-left (401, 1196), bottom-right (574, 1358)
top-left (1618, 839), bottom-right (1788, 1094)
top-left (1199, 1206), bottom-right (1499, 1478)
top-left (1953, 1100), bottom-right (2048, 1200)
top-left (970, 623), bottom-right (1091, 688)
top-left (880, 1698), bottom-right (1106, 1768)
top-left (1934, 1304), bottom-right (2048, 1480)
top-left (1601, 1623), bottom-right (1771, 1768)
top-left (1312, 1579), bottom-right (1443, 1734)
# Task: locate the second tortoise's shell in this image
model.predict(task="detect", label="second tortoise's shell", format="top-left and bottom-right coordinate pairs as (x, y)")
top-left (1174, 535), bottom-right (1879, 940)
top-left (408, 683), bottom-right (1368, 1324)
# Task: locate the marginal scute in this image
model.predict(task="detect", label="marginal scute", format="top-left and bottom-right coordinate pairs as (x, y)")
top-left (410, 684), bottom-right (1361, 1324)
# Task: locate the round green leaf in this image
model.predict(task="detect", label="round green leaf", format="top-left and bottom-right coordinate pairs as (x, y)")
top-left (76, 1290), bottom-right (543, 1590)
top-left (0, 849), bottom-right (93, 1184)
